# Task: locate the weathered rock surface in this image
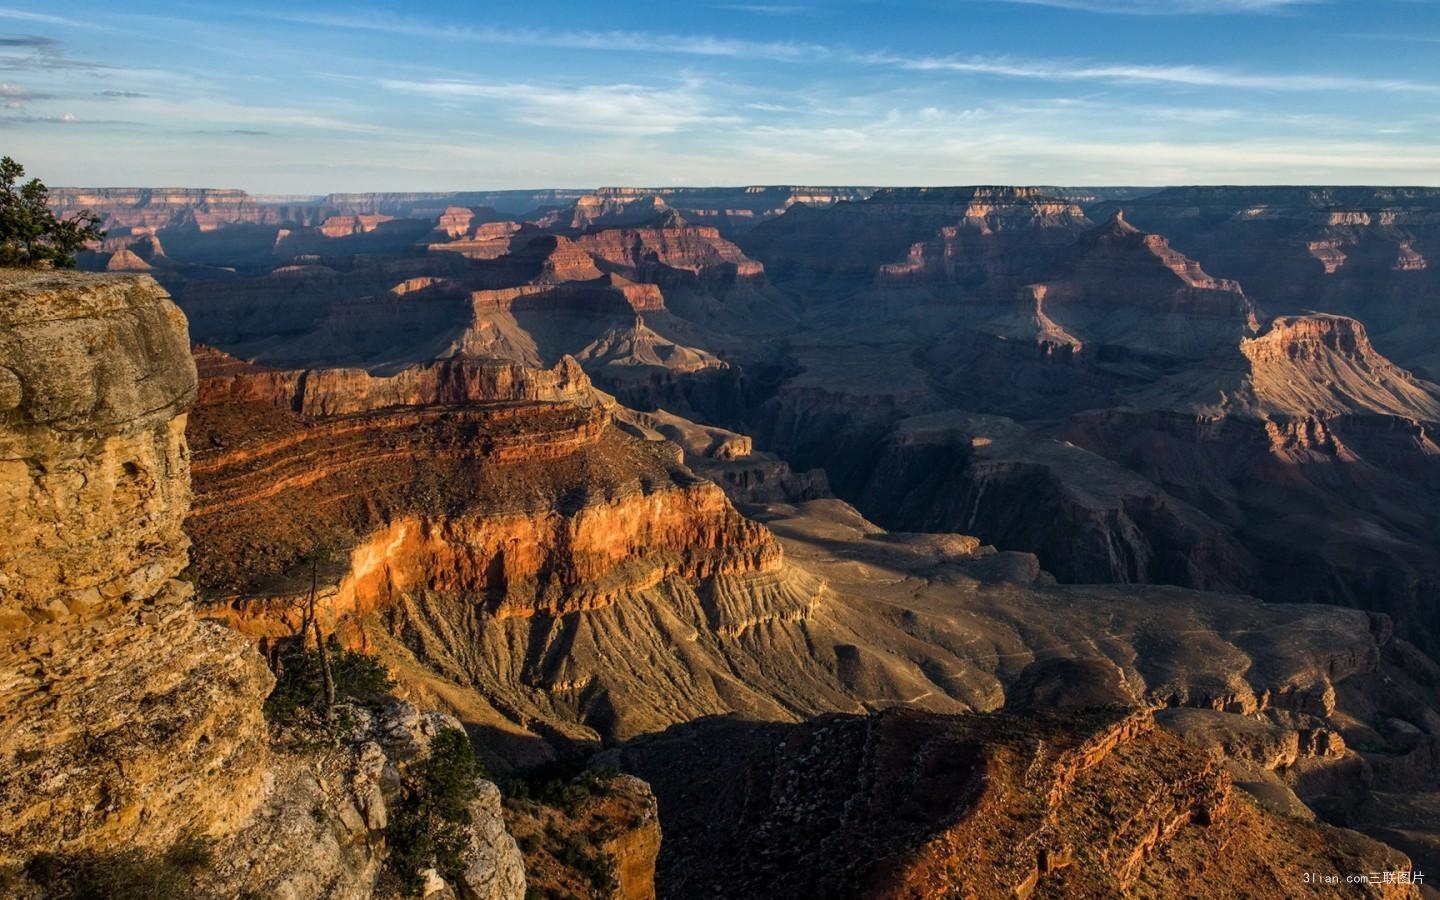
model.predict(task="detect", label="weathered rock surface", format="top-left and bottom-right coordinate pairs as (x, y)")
top-left (0, 271), bottom-right (272, 863)
top-left (209, 700), bottom-right (526, 900)
top-left (0, 270), bottom-right (546, 900)
top-left (614, 406), bottom-right (830, 506)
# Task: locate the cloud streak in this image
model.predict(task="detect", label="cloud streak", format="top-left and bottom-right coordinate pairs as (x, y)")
top-left (719, 4), bottom-right (816, 14)
top-left (380, 77), bottom-right (742, 134)
top-left (0, 34), bottom-right (58, 48)
top-left (970, 0), bottom-right (1314, 13)
top-left (242, 8), bottom-right (1438, 97)
top-left (242, 10), bottom-right (826, 62)
top-left (866, 53), bottom-right (1440, 94)
top-left (0, 8), bottom-right (80, 26)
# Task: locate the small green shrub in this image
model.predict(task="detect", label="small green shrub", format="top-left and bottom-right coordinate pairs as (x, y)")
top-left (263, 643), bottom-right (395, 725)
top-left (548, 832), bottom-right (616, 894)
top-left (385, 728), bottom-right (486, 896)
top-left (504, 762), bottom-right (620, 813)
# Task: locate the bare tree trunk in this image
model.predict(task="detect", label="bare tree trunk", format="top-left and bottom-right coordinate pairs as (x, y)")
top-left (313, 614), bottom-right (336, 720)
top-left (310, 558), bottom-right (336, 720)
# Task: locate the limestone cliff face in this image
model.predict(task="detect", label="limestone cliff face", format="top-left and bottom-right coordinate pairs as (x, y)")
top-left (317, 214), bottom-right (395, 237)
top-left (427, 222), bottom-right (524, 260)
top-left (47, 187), bottom-right (332, 231)
top-left (195, 350), bottom-right (601, 417)
top-left (465, 280), bottom-right (663, 317)
top-left (0, 271), bottom-right (272, 862)
top-left (538, 193), bottom-right (674, 232)
top-left (186, 353), bottom-right (836, 744)
top-left (539, 186), bottom-right (873, 235)
top-left (288, 479), bottom-right (781, 627)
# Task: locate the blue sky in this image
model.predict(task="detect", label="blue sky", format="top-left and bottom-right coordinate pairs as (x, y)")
top-left (1, 1), bottom-right (1437, 191)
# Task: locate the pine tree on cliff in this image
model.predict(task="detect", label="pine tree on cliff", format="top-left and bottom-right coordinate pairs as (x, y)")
top-left (0, 156), bottom-right (105, 268)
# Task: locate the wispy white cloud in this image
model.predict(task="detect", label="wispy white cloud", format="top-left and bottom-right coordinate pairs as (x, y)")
top-left (0, 111), bottom-right (134, 125)
top-left (379, 77), bottom-right (742, 134)
top-left (239, 10), bottom-right (826, 62)
top-left (1349, 31), bottom-right (1440, 44)
top-left (0, 8), bottom-right (81, 26)
top-left (0, 29), bottom-right (110, 72)
top-left (719, 4), bottom-right (815, 14)
top-left (0, 79), bottom-right (48, 107)
top-left (241, 7), bottom-right (1436, 98)
top-left (969, 0), bottom-right (1315, 13)
top-left (865, 53), bottom-right (1440, 93)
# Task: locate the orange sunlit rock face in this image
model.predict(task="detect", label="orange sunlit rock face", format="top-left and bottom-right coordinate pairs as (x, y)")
top-left (185, 349), bottom-right (781, 627)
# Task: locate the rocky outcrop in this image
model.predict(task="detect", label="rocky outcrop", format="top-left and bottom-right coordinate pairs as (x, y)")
top-left (488, 235), bottom-right (605, 285)
top-left (209, 700), bottom-right (526, 900)
top-left (465, 279), bottom-right (664, 317)
top-left (504, 771), bottom-right (659, 900)
top-left (1232, 314), bottom-right (1440, 419)
top-left (1, 271), bottom-right (540, 898)
top-left (1018, 211), bottom-right (1260, 362)
top-left (614, 407), bottom-right (830, 506)
top-left (0, 271), bottom-right (273, 863)
top-left (612, 707), bottom-right (1418, 899)
top-left (428, 221), bottom-right (523, 260)
top-left (184, 357), bottom-right (822, 744)
top-left (575, 225), bottom-right (764, 286)
top-left (572, 319), bottom-right (741, 413)
top-left (317, 214), bottom-right (395, 237)
top-left (537, 193), bottom-right (676, 232)
top-left (1062, 405), bottom-right (1440, 654)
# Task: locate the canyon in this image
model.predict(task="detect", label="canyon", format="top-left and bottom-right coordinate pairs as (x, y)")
top-left (9, 181), bottom-right (1440, 897)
